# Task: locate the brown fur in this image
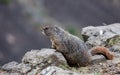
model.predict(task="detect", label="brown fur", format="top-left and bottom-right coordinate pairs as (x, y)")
top-left (41, 25), bottom-right (114, 67)
top-left (90, 46), bottom-right (114, 60)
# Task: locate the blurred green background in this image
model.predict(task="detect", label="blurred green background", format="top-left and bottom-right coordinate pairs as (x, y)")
top-left (0, 0), bottom-right (120, 65)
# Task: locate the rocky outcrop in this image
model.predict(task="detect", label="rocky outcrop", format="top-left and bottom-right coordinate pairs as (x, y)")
top-left (0, 48), bottom-right (69, 75)
top-left (1, 24), bottom-right (120, 75)
top-left (0, 48), bottom-right (120, 75)
top-left (0, 48), bottom-right (106, 75)
top-left (22, 48), bottom-right (67, 68)
top-left (82, 23), bottom-right (120, 49)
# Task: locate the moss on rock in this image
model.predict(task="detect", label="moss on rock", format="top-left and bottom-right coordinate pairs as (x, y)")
top-left (106, 35), bottom-right (120, 47)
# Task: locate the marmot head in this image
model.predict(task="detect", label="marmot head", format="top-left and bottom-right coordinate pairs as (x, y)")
top-left (41, 25), bottom-right (63, 37)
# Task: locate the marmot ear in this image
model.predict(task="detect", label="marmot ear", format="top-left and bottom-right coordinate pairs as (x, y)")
top-left (54, 25), bottom-right (58, 27)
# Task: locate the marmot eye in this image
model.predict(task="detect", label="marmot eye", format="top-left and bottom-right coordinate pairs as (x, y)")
top-left (43, 26), bottom-right (49, 30)
top-left (44, 27), bottom-right (48, 30)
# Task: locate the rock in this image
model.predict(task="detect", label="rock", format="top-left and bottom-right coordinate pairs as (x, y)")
top-left (1, 61), bottom-right (22, 75)
top-left (82, 23), bottom-right (120, 48)
top-left (110, 45), bottom-right (120, 53)
top-left (0, 47), bottom-right (120, 75)
top-left (105, 35), bottom-right (120, 47)
top-left (2, 48), bottom-right (100, 75)
top-left (17, 63), bottom-right (31, 74)
top-left (0, 72), bottom-right (21, 75)
top-left (0, 48), bottom-right (101, 75)
top-left (0, 48), bottom-right (67, 75)
top-left (2, 61), bottom-right (19, 71)
top-left (27, 67), bottom-right (40, 75)
top-left (22, 48), bottom-right (67, 69)
top-left (40, 66), bottom-right (90, 75)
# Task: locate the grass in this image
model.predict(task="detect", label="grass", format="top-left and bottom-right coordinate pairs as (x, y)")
top-left (66, 26), bottom-right (84, 40)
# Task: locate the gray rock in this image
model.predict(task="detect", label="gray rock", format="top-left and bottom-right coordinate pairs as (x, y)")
top-left (2, 61), bottom-right (19, 71)
top-left (40, 66), bottom-right (82, 75)
top-left (0, 47), bottom-right (119, 75)
top-left (82, 23), bottom-right (120, 48)
top-left (1, 61), bottom-right (22, 75)
top-left (82, 23), bottom-right (120, 36)
top-left (27, 67), bottom-right (41, 75)
top-left (22, 48), bottom-right (67, 69)
top-left (0, 73), bottom-right (21, 75)
top-left (17, 63), bottom-right (31, 74)
top-left (0, 49), bottom-right (67, 75)
top-left (110, 45), bottom-right (120, 53)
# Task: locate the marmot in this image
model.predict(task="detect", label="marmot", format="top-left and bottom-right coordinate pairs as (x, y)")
top-left (41, 25), bottom-right (114, 67)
